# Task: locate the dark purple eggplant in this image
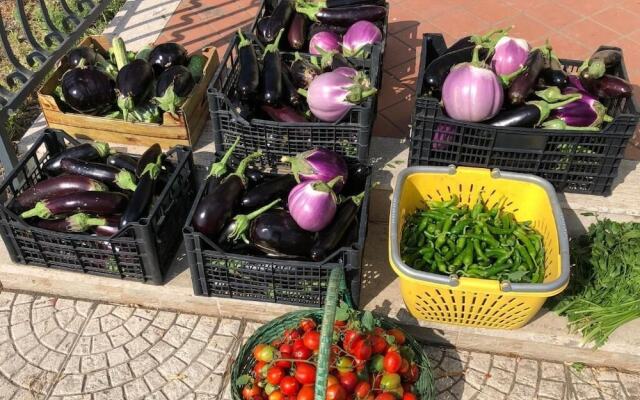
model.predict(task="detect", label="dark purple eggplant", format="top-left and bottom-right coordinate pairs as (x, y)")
top-left (540, 46), bottom-right (568, 89)
top-left (310, 191), bottom-right (364, 261)
top-left (296, 4), bottom-right (386, 26)
top-left (148, 42), bottom-right (189, 76)
top-left (20, 192), bottom-right (128, 219)
top-left (288, 12), bottom-right (308, 50)
top-left (237, 31), bottom-right (261, 100)
top-left (204, 138), bottom-right (240, 194)
top-left (61, 65), bottom-right (116, 115)
top-left (249, 209), bottom-right (314, 258)
top-left (342, 163), bottom-right (369, 197)
top-left (308, 23), bottom-right (348, 38)
top-left (225, 154), bottom-right (267, 188)
top-left (217, 199), bottom-right (281, 247)
top-left (490, 87), bottom-right (582, 127)
top-left (256, 18), bottom-right (270, 44)
top-left (32, 213), bottom-right (106, 233)
top-left (230, 97), bottom-right (255, 121)
top-left (444, 36), bottom-right (473, 54)
top-left (290, 52), bottom-right (321, 88)
top-left (265, 0), bottom-right (279, 12)
top-left (116, 59), bottom-right (155, 121)
top-left (261, 104), bottom-right (307, 122)
top-left (192, 152), bottom-right (262, 238)
top-left (94, 215), bottom-right (122, 236)
top-left (44, 142), bottom-right (110, 176)
top-left (65, 47), bottom-right (99, 68)
top-left (14, 175), bottom-right (107, 210)
top-left (422, 46), bottom-right (488, 95)
top-left (264, 0), bottom-right (294, 43)
top-left (579, 49), bottom-right (622, 80)
top-left (107, 153), bottom-right (138, 173)
top-left (581, 74), bottom-right (633, 99)
top-left (262, 30), bottom-right (285, 105)
top-left (508, 49), bottom-right (545, 105)
top-left (281, 67), bottom-right (303, 108)
top-left (240, 174), bottom-right (297, 210)
top-left (136, 144), bottom-right (163, 177)
top-left (60, 158), bottom-right (137, 191)
top-left (324, 0), bottom-right (385, 7)
top-left (118, 172), bottom-right (155, 229)
top-left (154, 65), bottom-right (195, 117)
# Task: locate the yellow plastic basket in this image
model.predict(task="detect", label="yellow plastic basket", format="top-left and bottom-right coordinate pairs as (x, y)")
top-left (388, 166), bottom-right (570, 329)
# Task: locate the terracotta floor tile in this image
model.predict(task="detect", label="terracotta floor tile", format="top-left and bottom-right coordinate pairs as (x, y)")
top-left (525, 2), bottom-right (582, 32)
top-left (552, 0), bottom-right (613, 17)
top-left (392, 24), bottom-right (424, 49)
top-left (428, 8), bottom-right (491, 42)
top-left (377, 72), bottom-right (414, 111)
top-left (501, 13), bottom-right (556, 44)
top-left (466, 0), bottom-right (514, 25)
top-left (621, 0), bottom-right (640, 16)
top-left (543, 32), bottom-right (590, 61)
top-left (501, 0), bottom-right (550, 10)
top-left (592, 7), bottom-right (640, 36)
top-left (625, 28), bottom-right (640, 46)
top-left (373, 114), bottom-right (405, 138)
top-left (387, 56), bottom-right (421, 88)
top-left (560, 19), bottom-right (622, 54)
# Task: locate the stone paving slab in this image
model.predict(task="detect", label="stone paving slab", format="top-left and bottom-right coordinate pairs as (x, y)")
top-left (1, 290), bottom-right (639, 400)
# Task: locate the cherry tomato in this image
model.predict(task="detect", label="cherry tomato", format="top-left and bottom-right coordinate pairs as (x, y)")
top-left (299, 319), bottom-right (316, 333)
top-left (363, 395), bottom-right (375, 400)
top-left (372, 374), bottom-right (382, 390)
top-left (387, 329), bottom-right (406, 345)
top-left (297, 385), bottom-right (314, 400)
top-left (283, 329), bottom-right (301, 342)
top-left (343, 330), bottom-right (360, 351)
top-left (403, 393), bottom-right (417, 400)
top-left (402, 363), bottom-right (419, 384)
top-left (326, 374), bottom-right (339, 388)
top-left (326, 384), bottom-right (347, 400)
top-left (253, 344), bottom-right (266, 359)
top-left (336, 356), bottom-right (354, 373)
top-left (243, 383), bottom-right (262, 400)
top-left (354, 381), bottom-right (371, 399)
top-left (338, 371), bottom-right (358, 393)
top-left (371, 335), bottom-right (388, 354)
top-left (254, 361), bottom-right (268, 379)
top-left (292, 339), bottom-right (312, 360)
top-left (302, 330), bottom-right (320, 351)
top-left (373, 327), bottom-right (385, 336)
top-left (374, 393), bottom-right (396, 400)
top-left (294, 362), bottom-right (316, 385)
top-left (280, 376), bottom-right (300, 396)
top-left (350, 338), bottom-right (372, 361)
top-left (380, 373), bottom-right (401, 390)
top-left (383, 351), bottom-right (402, 373)
top-left (267, 366), bottom-right (285, 385)
top-left (370, 354), bottom-right (384, 373)
top-left (334, 319), bottom-right (347, 327)
top-left (256, 345), bottom-right (276, 363)
top-left (399, 358), bottom-right (410, 374)
top-left (268, 391), bottom-right (284, 400)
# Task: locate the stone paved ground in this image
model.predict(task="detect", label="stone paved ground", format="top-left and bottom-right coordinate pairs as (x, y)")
top-left (1, 291), bottom-right (639, 400)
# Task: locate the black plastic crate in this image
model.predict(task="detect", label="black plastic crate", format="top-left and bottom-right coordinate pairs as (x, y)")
top-left (0, 129), bottom-right (196, 284)
top-left (208, 33), bottom-right (381, 168)
top-left (183, 161), bottom-right (371, 308)
top-left (409, 33), bottom-right (640, 196)
top-left (250, 0), bottom-right (389, 71)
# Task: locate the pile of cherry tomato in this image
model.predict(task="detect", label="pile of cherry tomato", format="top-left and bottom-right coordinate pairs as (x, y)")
top-left (238, 316), bottom-right (421, 400)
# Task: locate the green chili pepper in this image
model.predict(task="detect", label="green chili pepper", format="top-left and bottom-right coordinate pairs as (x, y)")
top-left (456, 237), bottom-right (467, 251)
top-left (435, 233), bottom-right (447, 249)
top-left (472, 239), bottom-right (486, 261)
top-left (451, 218), bottom-right (471, 234)
top-left (462, 241), bottom-right (474, 267)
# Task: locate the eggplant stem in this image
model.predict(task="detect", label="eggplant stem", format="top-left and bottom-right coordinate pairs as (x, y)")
top-left (350, 190), bottom-right (367, 207)
top-left (529, 94), bottom-right (580, 126)
top-left (230, 151), bottom-right (262, 184)
top-left (91, 142), bottom-right (110, 158)
top-left (264, 29), bottom-right (285, 54)
top-left (20, 202), bottom-right (52, 220)
top-left (297, 88), bottom-right (308, 97)
top-left (470, 45), bottom-right (483, 68)
top-left (208, 137), bottom-right (240, 179)
top-left (228, 199), bottom-right (280, 242)
top-left (237, 30), bottom-right (251, 48)
top-left (115, 170), bottom-right (138, 191)
top-left (500, 65), bottom-right (527, 87)
top-left (535, 87), bottom-right (580, 103)
top-left (68, 213), bottom-right (102, 232)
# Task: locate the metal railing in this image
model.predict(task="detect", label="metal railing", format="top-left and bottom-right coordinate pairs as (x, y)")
top-left (0, 0), bottom-right (109, 169)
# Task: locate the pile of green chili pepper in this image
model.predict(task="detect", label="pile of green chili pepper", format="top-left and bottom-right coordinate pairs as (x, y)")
top-left (400, 195), bottom-right (545, 283)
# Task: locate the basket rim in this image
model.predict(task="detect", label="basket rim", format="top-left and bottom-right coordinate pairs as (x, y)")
top-left (388, 165), bottom-right (571, 293)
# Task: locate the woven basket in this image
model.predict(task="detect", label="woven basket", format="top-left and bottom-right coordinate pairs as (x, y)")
top-left (230, 268), bottom-right (436, 400)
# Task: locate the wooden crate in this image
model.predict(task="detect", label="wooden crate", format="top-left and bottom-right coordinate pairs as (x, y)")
top-left (38, 36), bottom-right (219, 148)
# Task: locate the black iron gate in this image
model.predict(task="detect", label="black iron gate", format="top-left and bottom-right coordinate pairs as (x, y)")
top-left (0, 0), bottom-right (110, 169)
